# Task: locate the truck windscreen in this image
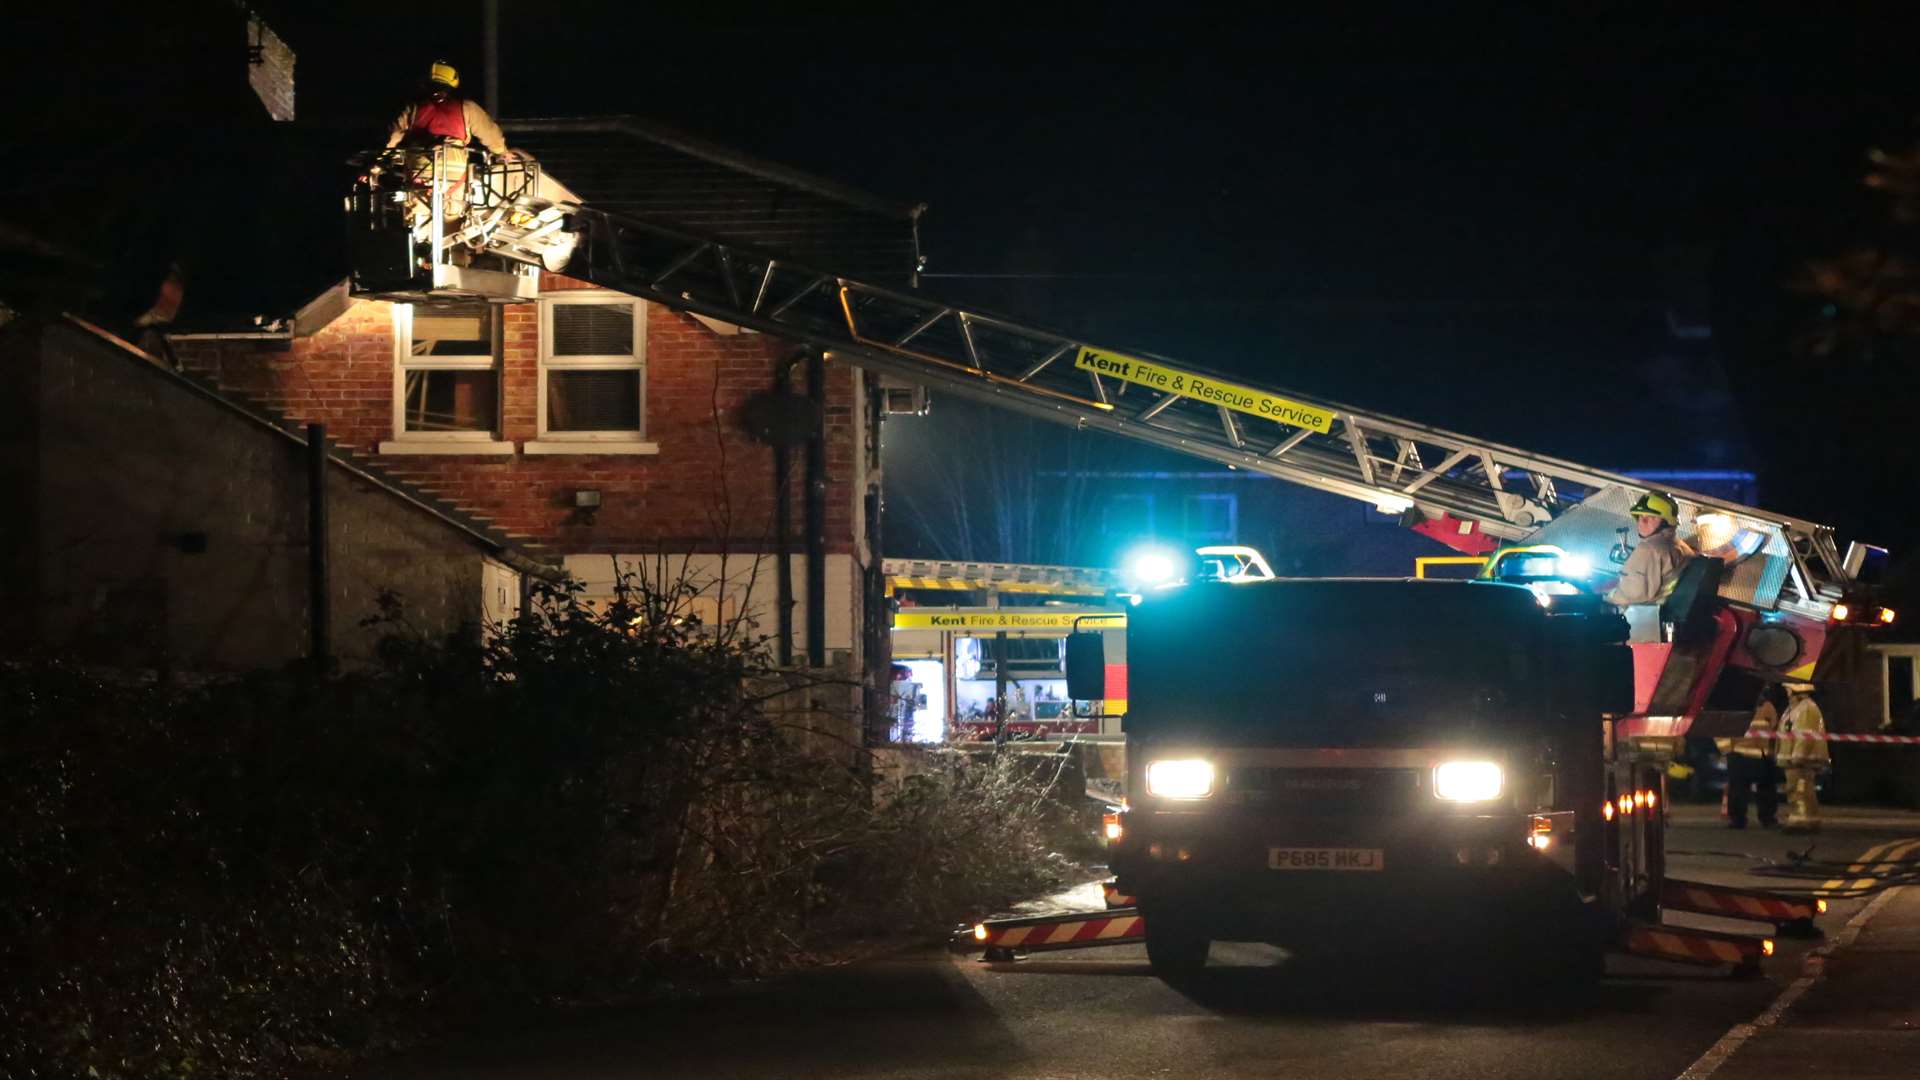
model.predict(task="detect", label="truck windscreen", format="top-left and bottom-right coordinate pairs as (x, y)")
top-left (1128, 580), bottom-right (1546, 746)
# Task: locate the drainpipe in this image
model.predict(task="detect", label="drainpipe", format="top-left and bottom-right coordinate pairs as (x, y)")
top-left (484, 0), bottom-right (501, 116)
top-left (994, 630), bottom-right (1009, 747)
top-left (774, 361), bottom-right (795, 666)
top-left (805, 348), bottom-right (826, 668)
top-left (307, 422), bottom-right (331, 669)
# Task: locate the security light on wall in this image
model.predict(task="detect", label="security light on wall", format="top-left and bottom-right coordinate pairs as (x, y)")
top-left (574, 490), bottom-right (602, 509)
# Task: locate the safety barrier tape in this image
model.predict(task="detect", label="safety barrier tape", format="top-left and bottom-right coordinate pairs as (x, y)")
top-left (977, 910), bottom-right (1145, 951)
top-left (1757, 732), bottom-right (1920, 744)
top-left (1102, 881), bottom-right (1138, 909)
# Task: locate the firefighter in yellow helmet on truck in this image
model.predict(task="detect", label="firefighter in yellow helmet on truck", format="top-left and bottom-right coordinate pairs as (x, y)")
top-left (1606, 491), bottom-right (1697, 640)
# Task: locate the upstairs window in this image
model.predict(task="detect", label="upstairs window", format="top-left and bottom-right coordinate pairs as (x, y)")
top-left (540, 295), bottom-right (647, 439)
top-left (392, 302), bottom-right (501, 440)
top-left (1102, 493), bottom-right (1154, 537)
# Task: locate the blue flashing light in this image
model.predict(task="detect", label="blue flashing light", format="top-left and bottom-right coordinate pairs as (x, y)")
top-left (1129, 549), bottom-right (1180, 586)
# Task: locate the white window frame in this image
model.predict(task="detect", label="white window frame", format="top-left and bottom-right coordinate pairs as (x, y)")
top-left (379, 303), bottom-right (513, 455)
top-left (525, 291), bottom-right (657, 455)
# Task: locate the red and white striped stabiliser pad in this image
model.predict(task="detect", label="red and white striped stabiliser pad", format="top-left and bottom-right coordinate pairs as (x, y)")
top-left (979, 911), bottom-right (1145, 951)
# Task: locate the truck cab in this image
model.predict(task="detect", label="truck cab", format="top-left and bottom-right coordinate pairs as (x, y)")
top-left (1068, 577), bottom-right (1632, 979)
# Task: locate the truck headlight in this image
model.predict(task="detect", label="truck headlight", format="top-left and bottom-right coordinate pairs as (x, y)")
top-left (1146, 759), bottom-right (1215, 799)
top-left (1433, 761), bottom-right (1504, 802)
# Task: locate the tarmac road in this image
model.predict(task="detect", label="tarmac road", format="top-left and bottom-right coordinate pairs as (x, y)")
top-left (352, 807), bottom-right (1919, 1080)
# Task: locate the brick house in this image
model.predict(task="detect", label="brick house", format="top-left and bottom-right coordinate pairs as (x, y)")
top-left (162, 120), bottom-right (922, 737)
top-left (167, 261), bottom-right (892, 668)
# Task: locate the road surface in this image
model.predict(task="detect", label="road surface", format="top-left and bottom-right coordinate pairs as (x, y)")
top-left (354, 809), bottom-right (1917, 1080)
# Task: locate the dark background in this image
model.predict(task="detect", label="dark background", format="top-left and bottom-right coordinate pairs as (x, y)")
top-left (9, 4), bottom-right (1917, 560)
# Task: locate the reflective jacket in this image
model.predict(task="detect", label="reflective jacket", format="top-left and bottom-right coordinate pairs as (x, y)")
top-left (386, 97), bottom-right (509, 155)
top-left (1722, 700), bottom-right (1778, 760)
top-left (1779, 697), bottom-right (1829, 767)
top-left (1606, 528), bottom-right (1696, 608)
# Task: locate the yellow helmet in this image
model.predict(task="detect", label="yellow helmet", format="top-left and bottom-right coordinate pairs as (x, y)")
top-left (429, 60), bottom-right (460, 89)
top-left (1628, 491), bottom-right (1679, 527)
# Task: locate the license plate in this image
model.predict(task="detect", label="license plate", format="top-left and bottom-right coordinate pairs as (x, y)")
top-left (1268, 847), bottom-right (1385, 871)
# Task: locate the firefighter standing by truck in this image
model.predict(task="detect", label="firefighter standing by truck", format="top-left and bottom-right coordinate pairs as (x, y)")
top-left (1779, 683), bottom-right (1829, 832)
top-left (1721, 685), bottom-right (1783, 829)
top-left (384, 61), bottom-right (513, 227)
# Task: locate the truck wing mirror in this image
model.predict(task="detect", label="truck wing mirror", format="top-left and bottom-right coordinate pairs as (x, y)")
top-left (1064, 632), bottom-right (1106, 701)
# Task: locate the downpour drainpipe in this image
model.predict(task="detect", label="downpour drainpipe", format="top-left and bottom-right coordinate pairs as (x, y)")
top-left (307, 422), bottom-right (331, 669)
top-left (483, 0), bottom-right (501, 116)
top-left (774, 361), bottom-right (795, 666)
top-left (805, 348), bottom-right (827, 668)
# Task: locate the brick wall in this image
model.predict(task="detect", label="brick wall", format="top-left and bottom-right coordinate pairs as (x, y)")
top-left (172, 283), bottom-right (868, 557)
top-left (245, 14), bottom-right (295, 122)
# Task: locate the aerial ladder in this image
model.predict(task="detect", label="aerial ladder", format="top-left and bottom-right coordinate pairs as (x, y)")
top-left (348, 147), bottom-right (1885, 697)
top-left (348, 151), bottom-right (1887, 972)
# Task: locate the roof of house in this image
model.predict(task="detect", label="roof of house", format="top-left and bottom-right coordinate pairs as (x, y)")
top-left (150, 114), bottom-right (927, 333)
top-left (506, 115), bottom-right (924, 286)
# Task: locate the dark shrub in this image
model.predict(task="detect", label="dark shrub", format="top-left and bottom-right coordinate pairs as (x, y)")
top-left (1, 578), bottom-right (1084, 1076)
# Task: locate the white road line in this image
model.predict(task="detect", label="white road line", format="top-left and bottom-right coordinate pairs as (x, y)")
top-left (1674, 836), bottom-right (1916, 1080)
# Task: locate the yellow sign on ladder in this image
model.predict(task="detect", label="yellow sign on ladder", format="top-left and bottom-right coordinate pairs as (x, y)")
top-left (1073, 347), bottom-right (1337, 433)
top-left (892, 611), bottom-right (1126, 631)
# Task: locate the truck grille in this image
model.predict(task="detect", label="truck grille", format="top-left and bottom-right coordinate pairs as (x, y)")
top-left (1227, 767), bottom-right (1427, 813)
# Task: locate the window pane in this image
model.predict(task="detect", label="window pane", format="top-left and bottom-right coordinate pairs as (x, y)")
top-left (548, 370), bottom-right (641, 432)
top-left (412, 306), bottom-right (492, 356)
top-left (1185, 494), bottom-right (1235, 538)
top-left (403, 370), bottom-right (497, 432)
top-left (552, 303), bottom-right (634, 356)
top-left (1102, 494), bottom-right (1153, 537)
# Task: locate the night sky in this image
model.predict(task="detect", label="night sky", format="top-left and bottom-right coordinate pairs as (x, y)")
top-left (15, 5), bottom-right (1920, 559)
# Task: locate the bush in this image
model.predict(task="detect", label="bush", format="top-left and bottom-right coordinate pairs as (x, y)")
top-left (0, 578), bottom-right (1084, 1077)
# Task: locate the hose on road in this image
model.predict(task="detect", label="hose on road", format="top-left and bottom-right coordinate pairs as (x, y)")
top-left (1668, 841), bottom-right (1920, 899)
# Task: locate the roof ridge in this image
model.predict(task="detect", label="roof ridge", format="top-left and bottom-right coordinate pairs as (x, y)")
top-left (503, 114), bottom-right (925, 222)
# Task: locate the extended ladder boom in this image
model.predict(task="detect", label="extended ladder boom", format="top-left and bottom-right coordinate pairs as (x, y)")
top-left (349, 156), bottom-right (1867, 618)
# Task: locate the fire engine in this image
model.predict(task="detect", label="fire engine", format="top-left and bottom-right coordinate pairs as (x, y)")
top-left (348, 146), bottom-right (1884, 979)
